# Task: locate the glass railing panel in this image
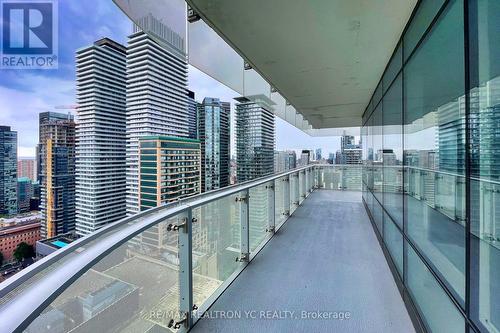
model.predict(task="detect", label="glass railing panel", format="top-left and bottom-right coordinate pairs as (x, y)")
top-left (383, 212), bottom-right (403, 276)
top-left (421, 170), bottom-right (435, 208)
top-left (191, 192), bottom-right (242, 309)
top-left (383, 166), bottom-right (403, 227)
top-left (455, 177), bottom-right (466, 225)
top-left (319, 166), bottom-right (341, 190)
top-left (408, 168), bottom-right (422, 200)
top-left (24, 216), bottom-right (182, 333)
top-left (298, 171), bottom-right (306, 204)
top-left (470, 179), bottom-right (500, 332)
top-left (373, 165), bottom-right (383, 202)
top-left (274, 177), bottom-right (287, 228)
top-left (290, 173), bottom-right (299, 215)
top-left (249, 185), bottom-right (270, 253)
top-left (435, 172), bottom-right (457, 220)
top-left (342, 166), bottom-right (362, 191)
top-left (0, 209), bottom-right (167, 308)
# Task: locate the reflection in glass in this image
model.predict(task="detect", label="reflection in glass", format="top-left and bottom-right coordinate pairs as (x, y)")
top-left (404, 0), bottom-right (465, 303)
top-left (469, 0), bottom-right (500, 330)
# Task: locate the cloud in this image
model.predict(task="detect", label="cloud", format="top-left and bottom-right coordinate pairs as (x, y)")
top-left (0, 74), bottom-right (75, 156)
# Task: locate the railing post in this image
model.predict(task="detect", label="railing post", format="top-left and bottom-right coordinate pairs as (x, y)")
top-left (239, 189), bottom-right (250, 262)
top-left (295, 172), bottom-right (300, 205)
top-left (267, 181), bottom-right (275, 233)
top-left (305, 169), bottom-right (309, 196)
top-left (298, 171), bottom-right (303, 203)
top-left (283, 175), bottom-right (290, 217)
top-left (178, 208), bottom-right (193, 331)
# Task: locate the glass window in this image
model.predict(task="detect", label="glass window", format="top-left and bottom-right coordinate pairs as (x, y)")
top-left (383, 212), bottom-right (403, 276)
top-left (404, 0), bottom-right (465, 304)
top-left (468, 0), bottom-right (500, 331)
top-left (406, 244), bottom-right (465, 333)
top-left (383, 44), bottom-right (402, 93)
top-left (404, 0), bottom-right (446, 61)
top-left (383, 73), bottom-right (403, 227)
top-left (373, 103), bottom-right (383, 204)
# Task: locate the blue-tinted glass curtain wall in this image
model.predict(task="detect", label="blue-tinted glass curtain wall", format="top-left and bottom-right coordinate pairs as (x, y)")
top-left (362, 1), bottom-right (500, 332)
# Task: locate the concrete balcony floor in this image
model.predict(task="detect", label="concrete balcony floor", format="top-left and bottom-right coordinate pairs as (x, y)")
top-left (191, 190), bottom-right (415, 333)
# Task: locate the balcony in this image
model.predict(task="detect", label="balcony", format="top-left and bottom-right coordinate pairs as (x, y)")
top-left (0, 165), bottom-right (417, 333)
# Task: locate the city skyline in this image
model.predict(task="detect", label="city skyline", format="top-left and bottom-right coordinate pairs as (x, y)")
top-left (0, 0), bottom-right (346, 159)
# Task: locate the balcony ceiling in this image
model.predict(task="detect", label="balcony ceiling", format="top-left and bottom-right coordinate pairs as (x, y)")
top-left (188, 0), bottom-right (417, 128)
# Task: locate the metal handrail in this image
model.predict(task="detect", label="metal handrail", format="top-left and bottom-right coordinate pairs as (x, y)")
top-left (0, 164), bottom-right (323, 299)
top-left (0, 164), bottom-right (320, 332)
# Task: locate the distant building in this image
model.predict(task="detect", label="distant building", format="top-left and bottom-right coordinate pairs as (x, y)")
top-left (300, 150), bottom-right (311, 166)
top-left (38, 112), bottom-right (76, 238)
top-left (0, 126), bottom-right (17, 216)
top-left (335, 150), bottom-right (342, 164)
top-left (187, 90), bottom-right (198, 139)
top-left (198, 97), bottom-right (230, 192)
top-left (235, 97), bottom-right (275, 182)
top-left (17, 158), bottom-right (36, 181)
top-left (316, 148), bottom-right (322, 160)
top-left (379, 149), bottom-right (397, 165)
top-left (337, 132), bottom-right (362, 164)
top-left (138, 136), bottom-right (201, 210)
top-left (229, 158), bottom-right (237, 185)
top-left (29, 181), bottom-right (40, 211)
top-left (274, 150), bottom-right (296, 173)
top-left (404, 149), bottom-right (437, 170)
top-left (327, 152), bottom-right (335, 164)
top-left (17, 177), bottom-right (34, 213)
top-left (0, 214), bottom-right (41, 262)
top-left (75, 38), bottom-right (127, 237)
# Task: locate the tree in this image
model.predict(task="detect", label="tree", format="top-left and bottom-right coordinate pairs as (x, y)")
top-left (13, 242), bottom-right (35, 262)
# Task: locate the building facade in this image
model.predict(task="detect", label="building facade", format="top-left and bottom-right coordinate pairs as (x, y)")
top-left (138, 136), bottom-right (201, 211)
top-left (274, 150), bottom-right (296, 173)
top-left (17, 177), bottom-right (33, 213)
top-left (198, 97), bottom-right (230, 192)
top-left (17, 158), bottom-right (36, 181)
top-left (315, 148), bottom-right (322, 161)
top-left (38, 112), bottom-right (76, 238)
top-left (0, 126), bottom-right (17, 216)
top-left (235, 97), bottom-right (275, 182)
top-left (75, 38), bottom-right (127, 236)
top-left (0, 214), bottom-right (41, 262)
top-left (126, 15), bottom-right (189, 216)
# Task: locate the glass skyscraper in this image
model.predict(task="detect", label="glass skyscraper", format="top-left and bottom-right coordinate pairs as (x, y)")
top-left (198, 97), bottom-right (230, 192)
top-left (0, 126), bottom-right (17, 216)
top-left (235, 97), bottom-right (275, 183)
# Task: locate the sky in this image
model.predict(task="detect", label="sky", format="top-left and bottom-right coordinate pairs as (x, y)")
top-left (0, 0), bottom-right (345, 158)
